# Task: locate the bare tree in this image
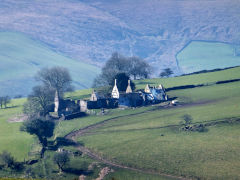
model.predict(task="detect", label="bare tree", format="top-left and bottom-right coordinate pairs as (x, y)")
top-left (102, 52), bottom-right (129, 83)
top-left (35, 66), bottom-right (73, 98)
top-left (3, 96), bottom-right (10, 108)
top-left (93, 52), bottom-right (151, 87)
top-left (103, 52), bottom-right (129, 73)
top-left (0, 97), bottom-right (3, 109)
top-left (23, 85), bottom-right (55, 117)
top-left (53, 152), bottom-right (70, 173)
top-left (0, 96), bottom-right (11, 109)
top-left (128, 56), bottom-right (151, 79)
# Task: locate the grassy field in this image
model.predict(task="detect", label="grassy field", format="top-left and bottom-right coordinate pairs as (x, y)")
top-left (177, 41), bottom-right (240, 74)
top-left (65, 66), bottom-right (240, 100)
top-left (0, 32), bottom-right (100, 97)
top-left (1, 66), bottom-right (240, 179)
top-left (74, 72), bottom-right (240, 179)
top-left (0, 98), bottom-right (34, 161)
top-left (79, 123), bottom-right (240, 179)
top-left (54, 105), bottom-right (155, 138)
top-left (105, 168), bottom-right (174, 180)
top-left (65, 88), bottom-right (93, 100)
top-left (57, 67), bottom-right (240, 179)
top-left (135, 65), bottom-right (240, 90)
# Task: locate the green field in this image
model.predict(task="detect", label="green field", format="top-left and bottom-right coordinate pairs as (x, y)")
top-left (0, 99), bottom-right (34, 161)
top-left (73, 68), bottom-right (240, 179)
top-left (1, 66), bottom-right (240, 179)
top-left (0, 32), bottom-right (100, 97)
top-left (105, 168), bottom-right (174, 180)
top-left (135, 65), bottom-right (240, 90)
top-left (177, 41), bottom-right (240, 74)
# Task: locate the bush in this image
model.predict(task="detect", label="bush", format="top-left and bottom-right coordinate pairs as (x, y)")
top-left (53, 151), bottom-right (70, 173)
top-left (197, 124), bottom-right (208, 133)
top-left (13, 162), bottom-right (24, 171)
top-left (180, 114), bottom-right (193, 126)
top-left (159, 68), bottom-right (173, 78)
top-left (20, 117), bottom-right (55, 158)
top-left (0, 151), bottom-right (15, 169)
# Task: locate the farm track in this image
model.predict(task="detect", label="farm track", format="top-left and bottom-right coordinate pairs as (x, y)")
top-left (85, 116), bottom-right (240, 135)
top-left (65, 99), bottom-right (219, 138)
top-left (65, 102), bottom-right (223, 179)
top-left (64, 100), bottom-right (234, 179)
top-left (74, 145), bottom-right (187, 180)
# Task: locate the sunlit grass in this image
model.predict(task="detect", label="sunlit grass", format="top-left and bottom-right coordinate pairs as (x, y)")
top-left (0, 98), bottom-right (34, 161)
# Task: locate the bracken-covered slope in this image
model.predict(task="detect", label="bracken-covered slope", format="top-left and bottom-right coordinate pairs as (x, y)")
top-left (0, 32), bottom-right (100, 97)
top-left (0, 0), bottom-right (240, 74)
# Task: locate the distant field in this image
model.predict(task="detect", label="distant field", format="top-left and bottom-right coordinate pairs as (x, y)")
top-left (135, 66), bottom-right (240, 90)
top-left (0, 32), bottom-right (100, 97)
top-left (177, 41), bottom-right (240, 74)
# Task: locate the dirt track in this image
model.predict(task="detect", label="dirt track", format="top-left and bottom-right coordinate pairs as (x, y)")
top-left (64, 100), bottom-right (230, 179)
top-left (64, 104), bottom-right (195, 180)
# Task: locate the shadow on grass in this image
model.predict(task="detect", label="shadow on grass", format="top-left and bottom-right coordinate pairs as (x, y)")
top-left (0, 105), bottom-right (19, 109)
top-left (137, 81), bottom-right (155, 85)
top-left (63, 168), bottom-right (93, 176)
top-left (52, 167), bottom-right (93, 176)
top-left (48, 137), bottom-right (80, 151)
top-left (167, 96), bottom-right (177, 101)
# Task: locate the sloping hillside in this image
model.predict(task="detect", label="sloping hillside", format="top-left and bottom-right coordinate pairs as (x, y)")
top-left (0, 32), bottom-right (100, 97)
top-left (0, 0), bottom-right (240, 74)
top-left (67, 67), bottom-right (240, 179)
top-left (1, 66), bottom-right (240, 179)
top-left (177, 41), bottom-right (240, 74)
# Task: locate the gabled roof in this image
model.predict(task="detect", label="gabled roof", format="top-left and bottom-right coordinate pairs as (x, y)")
top-left (144, 84), bottom-right (151, 93)
top-left (112, 79), bottom-right (119, 99)
top-left (90, 90), bottom-right (106, 101)
top-left (126, 80), bottom-right (132, 93)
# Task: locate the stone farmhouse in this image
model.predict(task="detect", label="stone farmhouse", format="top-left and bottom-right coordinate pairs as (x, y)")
top-left (54, 79), bottom-right (168, 118)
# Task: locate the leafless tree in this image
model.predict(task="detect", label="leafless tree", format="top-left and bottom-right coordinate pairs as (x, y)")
top-left (35, 66), bottom-right (73, 98)
top-left (128, 56), bottom-right (151, 79)
top-left (23, 85), bottom-right (55, 117)
top-left (0, 96), bottom-right (11, 109)
top-left (93, 52), bottom-right (151, 87)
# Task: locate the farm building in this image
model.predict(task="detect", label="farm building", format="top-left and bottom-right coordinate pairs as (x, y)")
top-left (53, 91), bottom-right (84, 118)
top-left (144, 84), bottom-right (168, 103)
top-left (111, 80), bottom-right (168, 107)
top-left (80, 90), bottom-right (118, 112)
top-left (54, 79), bottom-right (168, 116)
